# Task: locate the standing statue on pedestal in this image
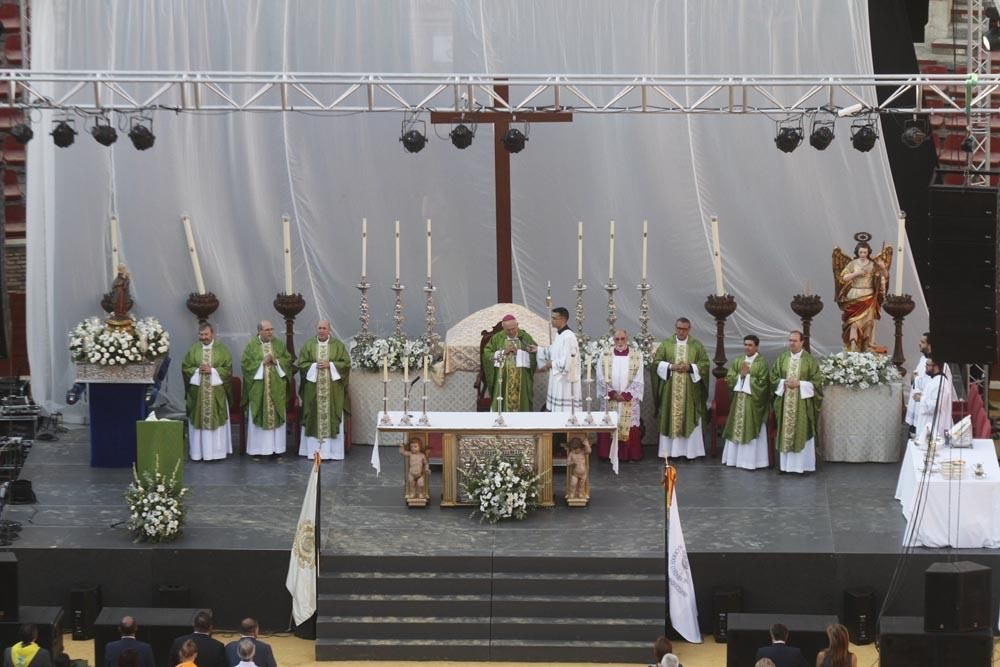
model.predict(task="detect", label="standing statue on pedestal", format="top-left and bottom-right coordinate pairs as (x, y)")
top-left (400, 436), bottom-right (430, 507)
top-left (832, 233), bottom-right (893, 352)
top-left (562, 436), bottom-right (591, 505)
top-left (104, 264), bottom-right (135, 329)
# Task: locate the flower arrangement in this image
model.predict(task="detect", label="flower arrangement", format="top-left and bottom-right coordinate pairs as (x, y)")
top-left (125, 457), bottom-right (188, 543)
top-left (583, 335), bottom-right (640, 367)
top-left (350, 335), bottom-right (430, 371)
top-left (69, 316), bottom-right (170, 365)
top-left (461, 453), bottom-right (541, 523)
top-left (819, 351), bottom-right (901, 389)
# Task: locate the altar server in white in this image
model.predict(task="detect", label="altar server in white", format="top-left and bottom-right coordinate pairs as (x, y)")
top-left (541, 307), bottom-right (581, 412)
top-left (914, 356), bottom-right (954, 444)
top-left (906, 332), bottom-right (952, 430)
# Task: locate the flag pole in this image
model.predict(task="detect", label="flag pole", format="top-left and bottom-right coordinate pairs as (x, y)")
top-left (314, 451), bottom-right (322, 572)
top-left (662, 459), bottom-right (676, 636)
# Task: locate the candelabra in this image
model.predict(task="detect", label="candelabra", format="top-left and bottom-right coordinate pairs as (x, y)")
top-left (883, 294), bottom-right (916, 376)
top-left (790, 294), bottom-right (823, 352)
top-left (391, 279), bottom-right (405, 338)
top-left (601, 391), bottom-right (613, 424)
top-left (274, 292), bottom-right (306, 357)
top-left (573, 279), bottom-right (588, 346)
top-left (566, 381), bottom-right (580, 426)
top-left (186, 292), bottom-right (220, 325)
top-left (604, 280), bottom-right (618, 338)
top-left (418, 377), bottom-right (431, 425)
top-left (379, 378), bottom-right (393, 425)
top-left (493, 371), bottom-right (506, 427)
top-left (354, 278), bottom-right (374, 349)
top-left (423, 280), bottom-right (441, 355)
top-left (399, 378), bottom-right (413, 426)
top-left (704, 294), bottom-right (737, 379)
top-left (636, 280), bottom-right (654, 358)
top-left (583, 378), bottom-right (595, 425)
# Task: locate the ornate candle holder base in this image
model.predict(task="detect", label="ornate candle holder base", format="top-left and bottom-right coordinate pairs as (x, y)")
top-left (274, 292), bottom-right (307, 356)
top-left (355, 279), bottom-right (375, 349)
top-left (186, 292), bottom-right (220, 324)
top-left (565, 412), bottom-right (580, 426)
top-left (601, 398), bottom-right (613, 425)
top-left (604, 281), bottom-right (618, 338)
top-left (704, 294), bottom-right (737, 379)
top-left (379, 383), bottom-right (393, 425)
top-left (418, 381), bottom-right (431, 425)
top-left (584, 397), bottom-right (595, 425)
top-left (493, 406), bottom-right (507, 427)
top-left (636, 280), bottom-right (654, 358)
top-left (790, 294), bottom-right (823, 352)
top-left (884, 294), bottom-right (916, 376)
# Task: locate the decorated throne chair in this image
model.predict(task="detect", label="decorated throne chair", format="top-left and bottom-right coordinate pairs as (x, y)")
top-left (474, 320), bottom-right (504, 412)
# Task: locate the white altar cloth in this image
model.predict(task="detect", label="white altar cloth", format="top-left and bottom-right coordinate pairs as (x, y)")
top-left (894, 439), bottom-right (1000, 548)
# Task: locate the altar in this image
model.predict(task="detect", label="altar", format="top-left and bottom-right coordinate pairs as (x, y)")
top-left (375, 411), bottom-right (619, 507)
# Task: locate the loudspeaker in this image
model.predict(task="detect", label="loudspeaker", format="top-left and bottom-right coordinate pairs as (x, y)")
top-left (842, 588), bottom-right (875, 645)
top-left (0, 553), bottom-right (16, 621)
top-left (926, 181), bottom-right (999, 364)
top-left (880, 616), bottom-right (991, 667)
top-left (69, 583), bottom-right (101, 640)
top-left (155, 584), bottom-right (191, 608)
top-left (711, 586), bottom-right (742, 643)
top-left (0, 606), bottom-right (64, 656)
top-left (924, 561), bottom-right (991, 632)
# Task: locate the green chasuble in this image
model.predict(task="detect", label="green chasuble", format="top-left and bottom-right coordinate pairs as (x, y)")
top-left (771, 350), bottom-right (823, 454)
top-left (297, 336), bottom-right (350, 439)
top-left (651, 336), bottom-right (710, 438)
top-left (722, 354), bottom-right (770, 444)
top-left (182, 341), bottom-right (233, 430)
top-left (241, 336), bottom-right (293, 429)
top-left (482, 329), bottom-right (537, 412)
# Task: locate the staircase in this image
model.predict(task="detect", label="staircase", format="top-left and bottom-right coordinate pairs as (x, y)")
top-left (316, 554), bottom-right (667, 662)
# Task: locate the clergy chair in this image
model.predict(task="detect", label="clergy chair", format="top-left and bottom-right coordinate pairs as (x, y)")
top-left (286, 376), bottom-right (301, 449)
top-left (474, 320), bottom-right (505, 411)
top-left (765, 411), bottom-right (777, 468)
top-left (229, 376), bottom-right (247, 455)
top-left (708, 378), bottom-right (730, 458)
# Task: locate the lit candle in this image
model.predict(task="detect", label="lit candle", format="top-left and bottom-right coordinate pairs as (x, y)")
top-left (577, 221), bottom-right (584, 280)
top-left (608, 220), bottom-right (615, 280)
top-left (395, 219), bottom-right (401, 281)
top-left (181, 216), bottom-right (207, 294)
top-left (603, 353), bottom-right (611, 385)
top-left (641, 219), bottom-right (648, 281)
top-left (382, 355), bottom-right (388, 382)
top-left (282, 215), bottom-right (293, 295)
top-left (710, 215), bottom-right (724, 297)
top-left (361, 218), bottom-right (368, 278)
top-left (403, 356), bottom-right (409, 383)
top-left (110, 216), bottom-right (120, 275)
top-left (426, 218), bottom-right (432, 279)
top-left (895, 211), bottom-right (906, 296)
top-left (423, 354), bottom-right (429, 382)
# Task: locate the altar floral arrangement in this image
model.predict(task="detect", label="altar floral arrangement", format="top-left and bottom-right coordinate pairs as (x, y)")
top-left (461, 453), bottom-right (541, 523)
top-left (125, 457), bottom-right (188, 543)
top-left (69, 316), bottom-right (170, 365)
top-left (819, 351), bottom-right (901, 389)
top-left (583, 335), bottom-right (640, 366)
top-left (350, 335), bottom-right (430, 371)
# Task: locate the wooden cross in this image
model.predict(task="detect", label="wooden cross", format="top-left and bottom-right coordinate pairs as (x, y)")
top-left (431, 85), bottom-right (572, 303)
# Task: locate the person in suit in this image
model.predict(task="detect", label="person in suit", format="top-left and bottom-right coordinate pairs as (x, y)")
top-left (169, 611), bottom-right (226, 667)
top-left (755, 623), bottom-right (808, 667)
top-left (231, 641), bottom-right (254, 667)
top-left (224, 619), bottom-right (276, 667)
top-left (104, 617), bottom-right (154, 667)
top-left (3, 625), bottom-right (52, 667)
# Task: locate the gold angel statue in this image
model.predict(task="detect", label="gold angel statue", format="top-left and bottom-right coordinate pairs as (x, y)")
top-left (832, 232), bottom-right (893, 352)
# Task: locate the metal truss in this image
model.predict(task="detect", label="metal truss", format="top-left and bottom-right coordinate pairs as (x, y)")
top-left (4, 70), bottom-right (1000, 116)
top-left (966, 0), bottom-right (992, 180)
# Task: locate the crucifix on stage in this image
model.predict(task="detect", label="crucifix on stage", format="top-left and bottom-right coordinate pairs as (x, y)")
top-left (430, 85), bottom-right (572, 303)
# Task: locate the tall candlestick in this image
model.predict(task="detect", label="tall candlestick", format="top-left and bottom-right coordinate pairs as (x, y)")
top-left (110, 216), bottom-right (120, 275)
top-left (426, 218), bottom-right (432, 279)
top-left (282, 215), bottom-right (293, 295)
top-left (577, 221), bottom-right (584, 280)
top-left (395, 219), bottom-right (401, 281)
top-left (403, 356), bottom-right (409, 383)
top-left (641, 219), bottom-right (648, 281)
top-left (608, 220), bottom-right (616, 279)
top-left (423, 354), bottom-right (429, 382)
top-left (181, 216), bottom-right (207, 294)
top-left (382, 355), bottom-right (388, 382)
top-left (895, 212), bottom-right (906, 296)
top-left (586, 355), bottom-right (593, 382)
top-left (603, 353), bottom-right (611, 386)
top-left (361, 218), bottom-right (368, 278)
top-left (710, 215), bottom-right (724, 297)
top-left (569, 353), bottom-right (577, 382)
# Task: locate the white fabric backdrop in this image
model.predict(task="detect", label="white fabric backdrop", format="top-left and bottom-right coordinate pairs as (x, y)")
top-left (26, 0), bottom-right (927, 412)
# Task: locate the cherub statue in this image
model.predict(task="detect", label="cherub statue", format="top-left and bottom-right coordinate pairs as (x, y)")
top-left (832, 233), bottom-right (893, 352)
top-left (399, 436), bottom-right (430, 501)
top-left (562, 436), bottom-right (592, 500)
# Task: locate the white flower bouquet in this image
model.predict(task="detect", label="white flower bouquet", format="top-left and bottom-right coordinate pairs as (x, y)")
top-left (350, 335), bottom-right (430, 371)
top-left (69, 316), bottom-right (170, 365)
top-left (819, 351), bottom-right (901, 389)
top-left (583, 335), bottom-right (639, 367)
top-left (461, 453), bottom-right (541, 523)
top-left (125, 457), bottom-right (188, 543)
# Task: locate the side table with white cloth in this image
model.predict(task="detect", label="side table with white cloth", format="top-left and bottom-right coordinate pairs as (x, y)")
top-left (894, 439), bottom-right (1000, 548)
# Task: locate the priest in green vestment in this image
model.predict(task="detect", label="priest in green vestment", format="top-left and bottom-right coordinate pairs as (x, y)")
top-left (181, 322), bottom-right (233, 461)
top-left (721, 334), bottom-right (771, 470)
top-left (482, 314), bottom-right (538, 412)
top-left (771, 330), bottom-right (823, 474)
top-left (651, 317), bottom-right (710, 460)
top-left (241, 319), bottom-right (294, 458)
top-left (297, 320), bottom-right (350, 460)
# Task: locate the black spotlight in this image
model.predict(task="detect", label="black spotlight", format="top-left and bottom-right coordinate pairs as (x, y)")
top-left (501, 127), bottom-right (527, 153)
top-left (809, 121), bottom-right (835, 151)
top-left (850, 120), bottom-right (878, 152)
top-left (9, 123), bottom-right (32, 144)
top-left (984, 7), bottom-right (1000, 50)
top-left (774, 126), bottom-right (803, 153)
top-left (128, 123), bottom-right (155, 150)
top-left (450, 123), bottom-right (474, 149)
top-left (961, 134), bottom-right (976, 153)
top-left (900, 118), bottom-right (928, 149)
top-left (401, 129), bottom-right (427, 153)
top-left (51, 120), bottom-right (77, 147)
top-left (91, 121), bottom-right (118, 146)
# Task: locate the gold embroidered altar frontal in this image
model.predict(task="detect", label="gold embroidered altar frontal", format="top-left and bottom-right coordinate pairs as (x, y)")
top-left (444, 432), bottom-right (554, 507)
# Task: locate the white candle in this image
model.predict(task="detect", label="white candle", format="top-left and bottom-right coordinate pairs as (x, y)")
top-left (710, 215), bottom-right (724, 297)
top-left (426, 218), bottom-right (432, 279)
top-left (577, 221), bottom-right (584, 280)
top-left (382, 355), bottom-right (388, 382)
top-left (282, 215), bottom-right (293, 295)
top-left (569, 354), bottom-right (577, 382)
top-left (110, 216), bottom-right (120, 275)
top-left (403, 356), bottom-right (409, 383)
top-left (362, 218), bottom-right (368, 278)
top-left (423, 355), bottom-right (429, 382)
top-left (805, 281), bottom-right (812, 296)
top-left (608, 220), bottom-right (615, 279)
top-left (641, 219), bottom-right (648, 281)
top-left (181, 216), bottom-right (207, 294)
top-left (395, 220), bottom-right (401, 281)
top-left (895, 212), bottom-right (906, 296)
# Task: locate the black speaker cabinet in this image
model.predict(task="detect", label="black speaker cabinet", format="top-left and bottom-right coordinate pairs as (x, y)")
top-left (0, 552), bottom-right (16, 621)
top-left (880, 616), bottom-right (991, 667)
top-left (712, 587), bottom-right (742, 643)
top-left (842, 588), bottom-right (875, 645)
top-left (155, 584), bottom-right (191, 608)
top-left (69, 583), bottom-right (101, 640)
top-left (0, 606), bottom-right (64, 657)
top-left (725, 613), bottom-right (836, 667)
top-left (924, 561), bottom-right (991, 632)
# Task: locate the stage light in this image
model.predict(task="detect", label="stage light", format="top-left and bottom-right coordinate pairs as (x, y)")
top-left (809, 119), bottom-right (835, 151)
top-left (91, 119), bottom-right (118, 146)
top-left (774, 125), bottom-right (803, 153)
top-left (961, 134), bottom-right (976, 153)
top-left (128, 122), bottom-right (155, 150)
top-left (450, 123), bottom-right (474, 149)
top-left (900, 118), bottom-right (928, 149)
top-left (984, 7), bottom-right (1000, 50)
top-left (9, 123), bottom-right (32, 144)
top-left (51, 120), bottom-right (77, 147)
top-left (502, 127), bottom-right (527, 153)
top-left (401, 129), bottom-right (426, 153)
top-left (850, 119), bottom-right (878, 152)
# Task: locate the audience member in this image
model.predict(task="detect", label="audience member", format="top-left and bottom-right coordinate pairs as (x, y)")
top-left (104, 616), bottom-right (155, 667)
top-left (648, 635), bottom-right (672, 667)
top-left (815, 624), bottom-right (857, 667)
top-left (176, 641), bottom-right (197, 667)
top-left (116, 651), bottom-right (138, 667)
top-left (169, 611), bottom-right (226, 667)
top-left (755, 622), bottom-right (807, 667)
top-left (232, 641), bottom-right (254, 667)
top-left (224, 619), bottom-right (276, 667)
top-left (755, 659), bottom-right (776, 667)
top-left (3, 624), bottom-right (53, 667)
top-left (659, 654), bottom-right (680, 667)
